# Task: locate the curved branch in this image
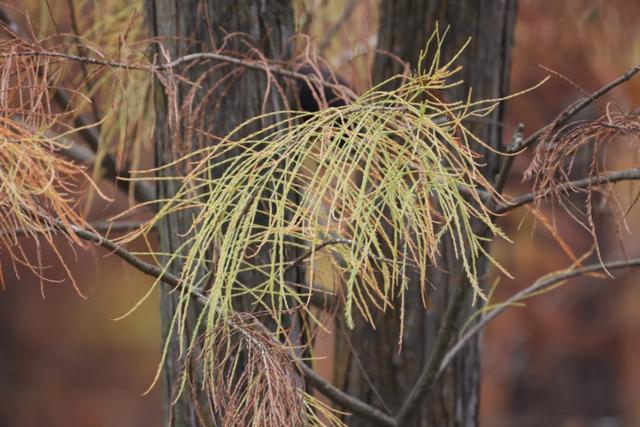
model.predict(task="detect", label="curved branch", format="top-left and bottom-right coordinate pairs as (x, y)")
top-left (509, 63), bottom-right (640, 154)
top-left (495, 167), bottom-right (640, 214)
top-left (50, 222), bottom-right (391, 424)
top-left (437, 257), bottom-right (640, 380)
top-left (495, 63), bottom-right (640, 192)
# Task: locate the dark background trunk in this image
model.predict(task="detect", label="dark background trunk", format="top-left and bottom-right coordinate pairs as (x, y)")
top-left (146, 0), bottom-right (516, 426)
top-left (145, 1), bottom-right (295, 425)
top-left (334, 1), bottom-right (517, 426)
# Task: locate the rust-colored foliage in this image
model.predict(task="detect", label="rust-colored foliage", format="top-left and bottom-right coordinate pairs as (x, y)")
top-left (525, 106), bottom-right (640, 262)
top-left (185, 313), bottom-right (307, 427)
top-left (0, 26), bottom-right (106, 293)
top-left (0, 117), bottom-right (101, 293)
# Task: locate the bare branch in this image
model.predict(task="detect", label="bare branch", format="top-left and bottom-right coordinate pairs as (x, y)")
top-left (437, 257), bottom-right (640, 380)
top-left (2, 50), bottom-right (356, 99)
top-left (494, 63), bottom-right (640, 192)
top-left (495, 167), bottom-right (640, 214)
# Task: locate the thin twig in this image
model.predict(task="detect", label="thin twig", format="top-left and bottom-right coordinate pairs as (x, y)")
top-left (495, 167), bottom-right (640, 214)
top-left (2, 50), bottom-right (357, 99)
top-left (10, 220), bottom-right (150, 239)
top-left (437, 257), bottom-right (640, 379)
top-left (494, 63), bottom-right (640, 192)
top-left (283, 238), bottom-right (351, 275)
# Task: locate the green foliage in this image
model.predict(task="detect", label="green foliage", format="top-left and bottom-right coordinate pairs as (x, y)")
top-left (129, 37), bottom-right (509, 341)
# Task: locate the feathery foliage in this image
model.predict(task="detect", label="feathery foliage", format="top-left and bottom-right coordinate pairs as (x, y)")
top-left (0, 117), bottom-right (101, 293)
top-left (125, 36), bottom-right (510, 344)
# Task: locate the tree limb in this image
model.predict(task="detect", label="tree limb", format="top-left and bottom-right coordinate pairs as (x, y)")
top-left (43, 221), bottom-right (391, 424)
top-left (11, 220), bottom-right (149, 239)
top-left (437, 257), bottom-right (640, 380)
top-left (495, 167), bottom-right (640, 214)
top-left (494, 63), bottom-right (640, 192)
top-left (2, 50), bottom-right (356, 99)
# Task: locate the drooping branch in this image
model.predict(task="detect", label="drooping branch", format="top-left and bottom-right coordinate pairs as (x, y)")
top-left (53, 221), bottom-right (394, 426)
top-left (437, 257), bottom-right (640, 380)
top-left (0, 8), bottom-right (156, 206)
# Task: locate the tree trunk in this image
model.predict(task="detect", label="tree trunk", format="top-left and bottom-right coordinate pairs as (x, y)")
top-left (335, 1), bottom-right (518, 426)
top-left (145, 1), bottom-right (294, 425)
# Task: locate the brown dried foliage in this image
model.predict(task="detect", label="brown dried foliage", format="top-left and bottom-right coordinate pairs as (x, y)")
top-left (0, 28), bottom-right (104, 293)
top-left (524, 105), bottom-right (640, 261)
top-left (0, 117), bottom-right (98, 294)
top-left (183, 313), bottom-right (307, 427)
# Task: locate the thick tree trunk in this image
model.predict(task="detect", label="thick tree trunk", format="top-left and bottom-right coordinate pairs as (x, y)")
top-left (145, 1), bottom-right (294, 425)
top-left (335, 1), bottom-right (517, 426)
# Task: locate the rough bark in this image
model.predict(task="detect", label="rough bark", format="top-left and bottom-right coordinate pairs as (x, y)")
top-left (145, 1), bottom-right (295, 425)
top-left (335, 1), bottom-right (518, 426)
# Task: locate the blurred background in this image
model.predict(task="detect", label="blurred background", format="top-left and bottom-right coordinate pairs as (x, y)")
top-left (2, 1), bottom-right (640, 426)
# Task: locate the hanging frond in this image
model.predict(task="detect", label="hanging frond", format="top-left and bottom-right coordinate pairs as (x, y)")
top-left (179, 312), bottom-right (343, 427)
top-left (524, 104), bottom-right (640, 264)
top-left (125, 36), bottom-right (510, 341)
top-left (0, 117), bottom-right (102, 293)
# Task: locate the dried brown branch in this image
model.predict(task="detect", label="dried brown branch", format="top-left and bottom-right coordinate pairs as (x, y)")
top-left (510, 64), bottom-right (640, 154)
top-left (2, 49), bottom-right (356, 99)
top-left (0, 8), bottom-right (155, 206)
top-left (494, 63), bottom-right (640, 192)
top-left (524, 109), bottom-right (640, 206)
top-left (495, 167), bottom-right (640, 214)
